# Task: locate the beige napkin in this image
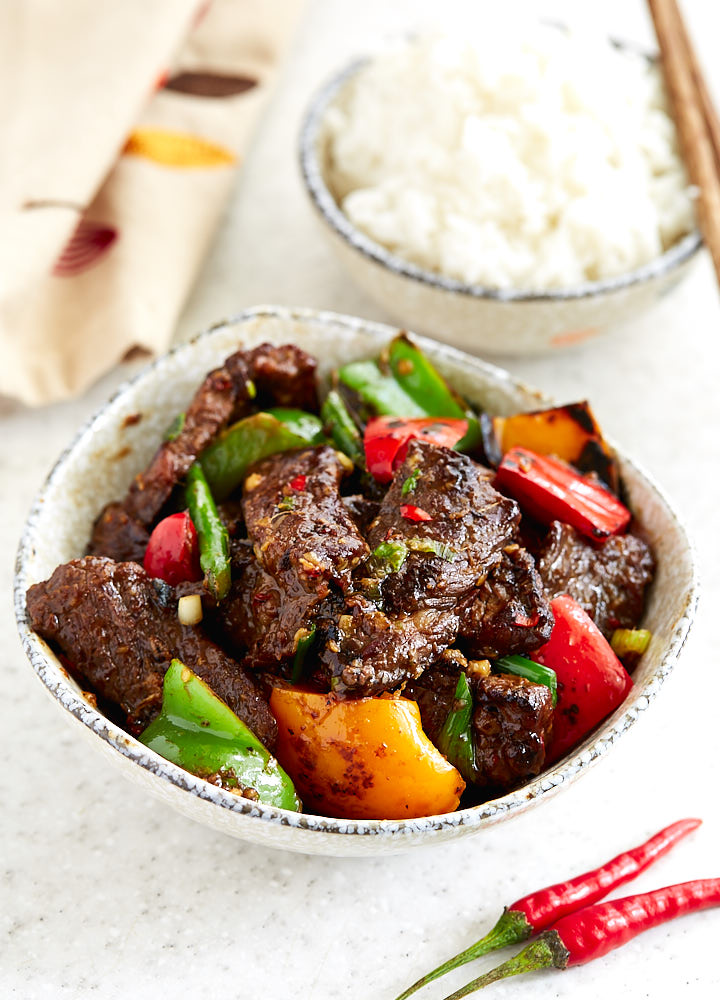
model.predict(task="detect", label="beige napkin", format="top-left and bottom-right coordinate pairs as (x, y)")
top-left (0, 0), bottom-right (303, 406)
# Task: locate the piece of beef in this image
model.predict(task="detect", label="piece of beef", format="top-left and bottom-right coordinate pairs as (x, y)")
top-left (209, 558), bottom-right (284, 663)
top-left (246, 342), bottom-right (318, 412)
top-left (243, 446), bottom-right (368, 597)
top-left (342, 494), bottom-right (381, 535)
top-left (367, 440), bottom-right (520, 614)
top-left (123, 350), bottom-right (255, 528)
top-left (317, 442), bottom-right (520, 694)
top-left (317, 595), bottom-right (460, 694)
top-left (537, 521), bottom-right (655, 638)
top-left (239, 446), bottom-right (369, 664)
top-left (459, 545), bottom-right (554, 658)
top-left (87, 502), bottom-right (149, 564)
top-left (406, 661), bottom-right (554, 791)
top-left (26, 557), bottom-right (277, 749)
top-left (89, 343), bottom-right (318, 560)
top-left (472, 673), bottom-right (554, 789)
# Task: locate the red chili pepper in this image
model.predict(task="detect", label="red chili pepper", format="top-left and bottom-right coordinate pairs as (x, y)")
top-left (494, 446), bottom-right (630, 540)
top-left (143, 511), bottom-right (202, 586)
top-left (289, 474), bottom-right (307, 491)
top-left (509, 818), bottom-right (701, 931)
top-left (531, 595), bottom-right (633, 763)
top-left (364, 416), bottom-right (468, 483)
top-left (441, 879), bottom-right (720, 998)
top-left (394, 819), bottom-right (700, 1000)
top-left (400, 504), bottom-right (433, 522)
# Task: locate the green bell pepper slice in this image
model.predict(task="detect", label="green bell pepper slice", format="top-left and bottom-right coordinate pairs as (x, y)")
top-left (338, 334), bottom-right (481, 452)
top-left (139, 659), bottom-right (301, 811)
top-left (264, 408), bottom-right (325, 445)
top-left (199, 412), bottom-right (309, 500)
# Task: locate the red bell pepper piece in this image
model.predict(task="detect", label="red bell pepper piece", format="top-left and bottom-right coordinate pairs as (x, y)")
top-left (143, 511), bottom-right (202, 586)
top-left (495, 446), bottom-right (630, 541)
top-left (364, 416), bottom-right (469, 483)
top-left (532, 595), bottom-right (633, 763)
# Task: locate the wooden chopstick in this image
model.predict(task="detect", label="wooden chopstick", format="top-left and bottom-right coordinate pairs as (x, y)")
top-left (647, 0), bottom-right (720, 286)
top-left (666, 0), bottom-right (720, 177)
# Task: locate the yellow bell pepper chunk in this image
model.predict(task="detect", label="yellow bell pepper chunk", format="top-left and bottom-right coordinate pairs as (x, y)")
top-left (270, 688), bottom-right (465, 820)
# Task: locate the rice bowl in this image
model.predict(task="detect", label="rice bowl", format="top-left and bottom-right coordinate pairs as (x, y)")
top-left (299, 31), bottom-right (702, 354)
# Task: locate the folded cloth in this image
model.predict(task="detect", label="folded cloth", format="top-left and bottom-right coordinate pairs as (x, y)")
top-left (0, 0), bottom-right (303, 406)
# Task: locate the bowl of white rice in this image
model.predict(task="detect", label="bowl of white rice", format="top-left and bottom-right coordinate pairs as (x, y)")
top-left (299, 27), bottom-right (700, 355)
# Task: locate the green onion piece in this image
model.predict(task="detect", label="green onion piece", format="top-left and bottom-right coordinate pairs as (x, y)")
top-left (320, 390), bottom-right (365, 467)
top-left (291, 625), bottom-right (317, 684)
top-left (164, 412), bottom-right (186, 441)
top-left (494, 655), bottom-right (558, 705)
top-left (401, 469), bottom-right (422, 496)
top-left (369, 540), bottom-right (408, 576)
top-left (185, 462), bottom-right (231, 601)
top-left (436, 672), bottom-right (477, 784)
top-left (265, 407), bottom-right (325, 445)
top-left (611, 628), bottom-right (651, 659)
top-left (406, 538), bottom-right (457, 562)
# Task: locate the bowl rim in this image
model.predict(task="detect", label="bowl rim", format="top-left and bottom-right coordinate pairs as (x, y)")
top-left (14, 305), bottom-right (700, 843)
top-left (298, 40), bottom-right (702, 304)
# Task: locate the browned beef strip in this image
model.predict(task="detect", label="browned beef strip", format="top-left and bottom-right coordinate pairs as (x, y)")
top-left (472, 673), bottom-right (554, 788)
top-left (317, 595), bottom-right (460, 694)
top-left (459, 546), bottom-right (554, 658)
top-left (26, 557), bottom-right (277, 749)
top-left (342, 494), bottom-right (381, 535)
top-left (239, 447), bottom-right (369, 664)
top-left (403, 654), bottom-right (465, 743)
top-left (246, 343), bottom-right (318, 412)
top-left (537, 521), bottom-right (655, 638)
top-left (123, 350), bottom-right (255, 527)
top-left (89, 343), bottom-right (318, 560)
top-left (406, 661), bottom-right (554, 791)
top-left (87, 502), bottom-right (150, 564)
top-left (368, 440), bottom-right (520, 614)
top-left (244, 446), bottom-right (369, 596)
top-left (317, 442), bottom-right (522, 694)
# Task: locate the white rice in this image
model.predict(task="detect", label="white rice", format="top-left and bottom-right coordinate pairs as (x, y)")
top-left (323, 27), bottom-right (695, 290)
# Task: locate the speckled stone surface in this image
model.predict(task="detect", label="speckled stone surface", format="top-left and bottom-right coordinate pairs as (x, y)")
top-left (3, 0), bottom-right (720, 996)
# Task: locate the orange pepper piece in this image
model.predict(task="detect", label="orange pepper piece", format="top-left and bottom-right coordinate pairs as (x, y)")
top-left (269, 688), bottom-right (465, 820)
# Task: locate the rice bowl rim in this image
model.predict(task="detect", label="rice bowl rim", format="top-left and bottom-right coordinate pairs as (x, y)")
top-left (299, 40), bottom-right (702, 304)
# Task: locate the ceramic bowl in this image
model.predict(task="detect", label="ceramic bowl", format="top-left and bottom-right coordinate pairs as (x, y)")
top-left (15, 306), bottom-right (697, 856)
top-left (299, 52), bottom-right (701, 356)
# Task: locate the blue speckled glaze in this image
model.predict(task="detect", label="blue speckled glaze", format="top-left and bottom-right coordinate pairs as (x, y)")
top-left (14, 307), bottom-right (699, 856)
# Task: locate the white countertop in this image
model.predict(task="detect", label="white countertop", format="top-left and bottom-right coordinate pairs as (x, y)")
top-left (3, 1), bottom-right (720, 997)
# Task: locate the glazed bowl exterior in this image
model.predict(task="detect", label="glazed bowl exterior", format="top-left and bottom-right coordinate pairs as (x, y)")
top-left (299, 55), bottom-right (701, 356)
top-left (15, 306), bottom-right (697, 855)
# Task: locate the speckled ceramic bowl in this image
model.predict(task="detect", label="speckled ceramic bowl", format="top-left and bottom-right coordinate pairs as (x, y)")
top-left (299, 51), bottom-right (701, 356)
top-left (15, 307), bottom-right (697, 856)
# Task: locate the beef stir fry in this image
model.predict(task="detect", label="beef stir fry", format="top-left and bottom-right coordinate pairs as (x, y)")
top-left (26, 336), bottom-right (655, 819)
